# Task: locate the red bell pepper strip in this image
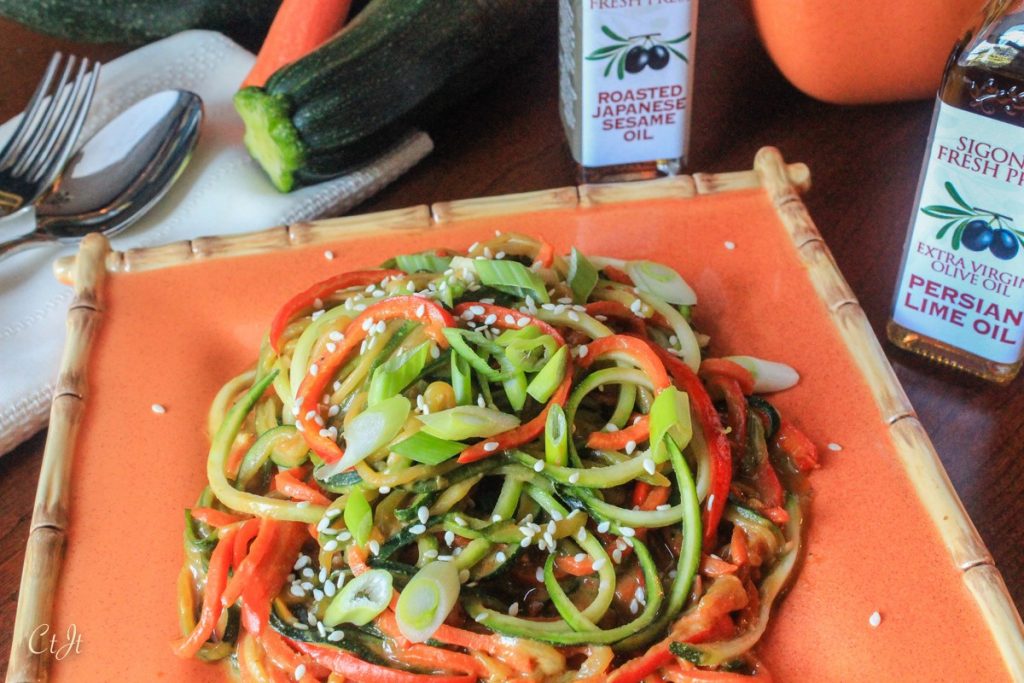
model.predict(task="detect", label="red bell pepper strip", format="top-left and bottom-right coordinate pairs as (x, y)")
top-left (646, 342), bottom-right (732, 549)
top-left (703, 374), bottom-right (748, 453)
top-left (699, 358), bottom-right (755, 395)
top-left (577, 334), bottom-right (671, 390)
top-left (269, 269), bottom-right (401, 353)
top-left (190, 506), bottom-right (249, 528)
top-left (555, 554), bottom-right (595, 576)
top-left (606, 640), bottom-right (674, 683)
top-left (772, 419), bottom-right (820, 472)
top-left (273, 470), bottom-right (331, 506)
top-left (290, 640), bottom-right (476, 683)
top-left (587, 414), bottom-right (649, 451)
top-left (233, 518), bottom-right (262, 568)
top-left (295, 296), bottom-right (455, 462)
top-left (172, 523), bottom-right (241, 658)
top-left (452, 303), bottom-right (573, 464)
top-left (238, 519), bottom-right (308, 634)
top-left (602, 265), bottom-right (633, 285)
top-left (374, 611), bottom-right (487, 677)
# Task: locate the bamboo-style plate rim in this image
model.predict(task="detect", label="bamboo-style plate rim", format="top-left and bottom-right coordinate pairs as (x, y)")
top-left (13, 147), bottom-right (1022, 683)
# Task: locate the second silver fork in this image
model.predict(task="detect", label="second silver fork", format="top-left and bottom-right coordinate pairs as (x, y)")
top-left (0, 53), bottom-right (100, 216)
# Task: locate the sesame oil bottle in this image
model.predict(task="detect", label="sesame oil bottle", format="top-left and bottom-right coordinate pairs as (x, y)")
top-left (889, 0), bottom-right (1024, 382)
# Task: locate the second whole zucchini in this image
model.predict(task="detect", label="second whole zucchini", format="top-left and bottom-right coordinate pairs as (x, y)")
top-left (235, 0), bottom-right (548, 192)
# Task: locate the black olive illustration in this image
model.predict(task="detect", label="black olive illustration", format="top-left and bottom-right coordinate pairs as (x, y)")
top-left (625, 46), bottom-right (650, 73)
top-left (989, 227), bottom-right (1020, 260)
top-left (961, 219), bottom-right (994, 251)
top-left (648, 45), bottom-right (670, 70)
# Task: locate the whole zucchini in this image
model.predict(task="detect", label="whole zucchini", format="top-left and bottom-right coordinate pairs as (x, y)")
top-left (234, 0), bottom-right (547, 192)
top-left (0, 0), bottom-right (281, 48)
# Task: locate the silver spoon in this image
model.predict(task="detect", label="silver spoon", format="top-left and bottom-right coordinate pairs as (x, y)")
top-left (0, 90), bottom-right (202, 260)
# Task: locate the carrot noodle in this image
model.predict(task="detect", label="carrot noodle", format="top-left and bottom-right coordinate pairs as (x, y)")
top-left (174, 233), bottom-right (815, 681)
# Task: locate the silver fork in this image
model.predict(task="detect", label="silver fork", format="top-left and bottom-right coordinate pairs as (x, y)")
top-left (0, 53), bottom-right (100, 216)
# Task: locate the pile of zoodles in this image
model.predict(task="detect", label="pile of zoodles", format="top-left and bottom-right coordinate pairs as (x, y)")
top-left (174, 232), bottom-right (819, 682)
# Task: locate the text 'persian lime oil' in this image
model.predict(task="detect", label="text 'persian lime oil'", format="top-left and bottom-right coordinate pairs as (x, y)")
top-left (559, 0), bottom-right (697, 183)
top-left (889, 0), bottom-right (1024, 383)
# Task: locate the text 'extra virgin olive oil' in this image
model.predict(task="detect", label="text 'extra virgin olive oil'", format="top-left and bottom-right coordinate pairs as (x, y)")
top-left (889, 0), bottom-right (1024, 383)
top-left (558, 0), bottom-right (697, 183)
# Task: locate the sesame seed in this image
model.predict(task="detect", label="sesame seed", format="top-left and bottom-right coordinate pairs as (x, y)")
top-left (535, 568), bottom-right (545, 582)
top-left (484, 314), bottom-right (498, 325)
top-left (828, 442), bottom-right (843, 452)
top-left (656, 504), bottom-right (672, 511)
top-left (496, 251), bottom-right (506, 259)
top-left (430, 345), bottom-right (441, 359)
top-left (568, 473), bottom-right (580, 484)
top-left (424, 549), bottom-right (438, 559)
top-left (416, 304), bottom-right (426, 317)
top-left (150, 403), bottom-right (166, 414)
top-left (470, 305), bottom-right (486, 316)
top-left (296, 501), bottom-right (310, 509)
top-left (612, 549), bottom-right (623, 563)
top-left (621, 526), bottom-right (636, 537)
top-left (533, 460), bottom-right (545, 472)
top-left (327, 630), bottom-right (345, 642)
top-left (483, 441), bottom-right (500, 452)
top-left (597, 521), bottom-right (611, 533)
top-left (520, 537), bottom-right (532, 548)
top-left (444, 531), bottom-right (456, 546)
top-left (410, 524), bottom-right (427, 535)
top-left (313, 588), bottom-right (324, 601)
top-left (324, 581), bottom-right (337, 597)
top-left (328, 404), bottom-right (341, 417)
top-left (326, 508), bottom-right (342, 518)
top-left (724, 241), bottom-right (736, 250)
top-left (474, 613), bottom-right (487, 623)
top-left (379, 486), bottom-right (391, 494)
top-left (317, 622), bottom-right (327, 638)
top-left (636, 587), bottom-right (646, 604)
top-left (495, 551), bottom-right (507, 563)
top-left (625, 440), bottom-right (637, 454)
top-left (869, 611), bottom-right (882, 627)
top-left (326, 342), bottom-right (337, 353)
top-left (576, 527), bottom-right (587, 542)
top-left (323, 540), bottom-right (339, 552)
top-left (302, 567), bottom-right (315, 578)
top-left (294, 555), bottom-right (310, 570)
top-left (290, 584), bottom-right (305, 597)
top-left (568, 311), bottom-right (580, 322)
top-left (324, 250), bottom-right (335, 260)
top-left (643, 458), bottom-right (656, 475)
top-left (295, 664), bottom-right (307, 679)
top-left (592, 558), bottom-right (607, 571)
top-left (508, 602), bottom-right (520, 616)
top-left (301, 581), bottom-right (315, 591)
top-left (368, 540), bottom-right (380, 555)
top-left (574, 553), bottom-right (586, 562)
top-left (629, 599), bottom-right (640, 614)
top-left (309, 363), bottom-right (319, 376)
top-left (477, 395), bottom-right (487, 408)
top-left (577, 345), bottom-right (589, 359)
top-left (417, 506), bottom-right (430, 524)
top-left (338, 531), bottom-right (352, 541)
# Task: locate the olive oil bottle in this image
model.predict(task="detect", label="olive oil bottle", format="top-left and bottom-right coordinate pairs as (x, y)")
top-left (888, 0), bottom-right (1024, 383)
top-left (558, 0), bottom-right (697, 183)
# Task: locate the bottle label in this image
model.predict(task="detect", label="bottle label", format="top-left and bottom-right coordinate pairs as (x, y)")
top-left (893, 101), bottom-right (1024, 364)
top-left (573, 0), bottom-right (694, 167)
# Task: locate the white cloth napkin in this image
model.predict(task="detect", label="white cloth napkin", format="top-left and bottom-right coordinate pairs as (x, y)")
top-left (0, 30), bottom-right (433, 456)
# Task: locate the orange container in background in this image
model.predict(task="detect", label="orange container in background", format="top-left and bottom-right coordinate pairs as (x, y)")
top-left (751, 0), bottom-right (985, 104)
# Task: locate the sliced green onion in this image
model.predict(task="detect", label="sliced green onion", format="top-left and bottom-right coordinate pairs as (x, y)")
top-left (395, 560), bottom-right (461, 643)
top-left (395, 251), bottom-right (452, 274)
top-left (497, 354), bottom-right (529, 412)
top-left (505, 334), bottom-right (558, 373)
top-left (323, 568), bottom-right (393, 626)
top-left (391, 431), bottom-right (466, 465)
top-left (495, 324), bottom-right (542, 345)
top-left (545, 404), bottom-right (568, 466)
top-left (626, 260), bottom-right (697, 306)
top-left (450, 353), bottom-right (474, 406)
top-left (320, 396), bottom-right (411, 477)
top-left (474, 259), bottom-right (550, 304)
top-left (526, 345), bottom-right (568, 403)
top-left (344, 487), bottom-right (373, 547)
top-left (568, 247), bottom-right (599, 304)
top-left (725, 355), bottom-right (800, 393)
top-left (649, 386), bottom-right (693, 461)
top-left (367, 341), bottom-right (432, 406)
top-left (417, 406), bottom-right (520, 441)
top-left (443, 328), bottom-right (502, 380)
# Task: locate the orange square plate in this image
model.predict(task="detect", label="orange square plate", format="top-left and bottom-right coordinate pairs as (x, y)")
top-left (16, 149), bottom-right (1024, 682)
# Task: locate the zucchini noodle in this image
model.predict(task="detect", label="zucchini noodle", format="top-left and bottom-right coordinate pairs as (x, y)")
top-left (174, 233), bottom-right (818, 682)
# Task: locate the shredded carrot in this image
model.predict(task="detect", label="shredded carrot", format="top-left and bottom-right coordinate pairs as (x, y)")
top-left (555, 554), bottom-right (595, 576)
top-left (587, 414), bottom-right (650, 451)
top-left (346, 543), bottom-right (371, 576)
top-left (273, 470), bottom-right (331, 506)
top-left (241, 0), bottom-right (354, 89)
top-left (172, 523), bottom-right (240, 658)
top-left (227, 432), bottom-right (257, 480)
top-left (700, 554), bottom-right (739, 577)
top-left (729, 526), bottom-right (749, 567)
top-left (191, 506), bottom-right (249, 528)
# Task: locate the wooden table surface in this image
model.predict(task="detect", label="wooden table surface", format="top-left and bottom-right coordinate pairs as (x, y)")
top-left (2, 0), bottom-right (1022, 673)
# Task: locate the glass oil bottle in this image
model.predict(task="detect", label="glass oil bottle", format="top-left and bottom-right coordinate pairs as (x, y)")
top-left (558, 0), bottom-right (698, 183)
top-left (889, 0), bottom-right (1024, 383)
